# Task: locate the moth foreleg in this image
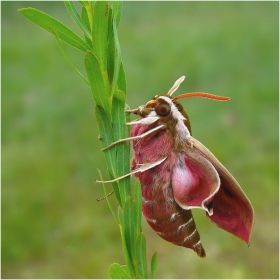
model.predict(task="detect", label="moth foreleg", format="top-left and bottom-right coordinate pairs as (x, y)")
top-left (96, 190), bottom-right (114, 202)
top-left (96, 157), bottom-right (166, 184)
top-left (186, 135), bottom-right (195, 149)
top-left (101, 124), bottom-right (166, 151)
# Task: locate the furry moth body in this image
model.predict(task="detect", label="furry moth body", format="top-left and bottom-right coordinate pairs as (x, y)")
top-left (98, 76), bottom-right (254, 258)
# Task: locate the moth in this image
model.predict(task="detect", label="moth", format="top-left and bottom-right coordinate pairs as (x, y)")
top-left (98, 76), bottom-right (254, 258)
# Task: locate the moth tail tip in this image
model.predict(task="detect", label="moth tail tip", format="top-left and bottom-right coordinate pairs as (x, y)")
top-left (194, 244), bottom-right (206, 258)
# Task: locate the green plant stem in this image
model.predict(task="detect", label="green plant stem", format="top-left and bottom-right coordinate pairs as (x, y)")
top-left (18, 2), bottom-right (157, 278)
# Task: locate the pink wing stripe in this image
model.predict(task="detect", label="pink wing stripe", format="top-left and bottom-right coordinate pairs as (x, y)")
top-left (172, 149), bottom-right (220, 215)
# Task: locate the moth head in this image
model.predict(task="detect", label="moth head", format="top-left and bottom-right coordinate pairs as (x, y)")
top-left (127, 76), bottom-right (230, 119)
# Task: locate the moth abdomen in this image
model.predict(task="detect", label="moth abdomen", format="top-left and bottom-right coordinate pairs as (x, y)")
top-left (142, 184), bottom-right (206, 258)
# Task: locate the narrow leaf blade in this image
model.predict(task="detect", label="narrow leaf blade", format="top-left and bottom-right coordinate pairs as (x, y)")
top-left (64, 1), bottom-right (92, 41)
top-left (109, 18), bottom-right (121, 98)
top-left (18, 7), bottom-right (89, 52)
top-left (85, 51), bottom-right (111, 116)
top-left (134, 180), bottom-right (142, 234)
top-left (117, 62), bottom-right (127, 93)
top-left (151, 252), bottom-right (158, 279)
top-left (97, 169), bottom-right (118, 223)
top-left (109, 263), bottom-right (130, 279)
top-left (92, 1), bottom-right (109, 73)
top-left (52, 29), bottom-right (90, 87)
top-left (112, 1), bottom-right (123, 27)
top-left (136, 233), bottom-right (148, 279)
top-left (81, 6), bottom-right (93, 48)
top-left (112, 90), bottom-right (130, 205)
top-left (95, 105), bottom-right (116, 177)
top-left (123, 197), bottom-right (137, 262)
top-left (119, 207), bottom-right (135, 278)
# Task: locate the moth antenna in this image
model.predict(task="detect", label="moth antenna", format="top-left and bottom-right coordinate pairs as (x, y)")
top-left (167, 76), bottom-right (185, 96)
top-left (173, 92), bottom-right (231, 102)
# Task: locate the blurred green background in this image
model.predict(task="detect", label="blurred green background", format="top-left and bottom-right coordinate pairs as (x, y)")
top-left (2, 1), bottom-right (279, 278)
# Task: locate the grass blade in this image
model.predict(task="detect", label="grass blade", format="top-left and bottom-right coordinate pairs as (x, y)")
top-left (117, 62), bottom-right (127, 93)
top-left (91, 1), bottom-right (109, 74)
top-left (97, 169), bottom-right (118, 224)
top-left (18, 7), bottom-right (89, 52)
top-left (110, 18), bottom-right (121, 98)
top-left (134, 180), bottom-right (142, 234)
top-left (52, 29), bottom-right (90, 87)
top-left (85, 51), bottom-right (111, 116)
top-left (109, 263), bottom-right (130, 279)
top-left (64, 1), bottom-right (92, 41)
top-left (112, 90), bottom-right (130, 205)
top-left (95, 105), bottom-right (116, 176)
top-left (112, 1), bottom-right (123, 27)
top-left (136, 233), bottom-right (148, 279)
top-left (123, 197), bottom-right (137, 264)
top-left (119, 207), bottom-right (135, 278)
top-left (81, 6), bottom-right (93, 48)
top-left (151, 252), bottom-right (158, 279)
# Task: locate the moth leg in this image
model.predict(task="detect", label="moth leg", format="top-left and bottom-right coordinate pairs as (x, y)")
top-left (101, 124), bottom-right (166, 151)
top-left (186, 136), bottom-right (195, 149)
top-left (125, 108), bottom-right (138, 114)
top-left (96, 190), bottom-right (114, 202)
top-left (96, 157), bottom-right (167, 184)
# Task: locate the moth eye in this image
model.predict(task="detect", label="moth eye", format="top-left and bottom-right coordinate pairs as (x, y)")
top-left (155, 103), bottom-right (171, 116)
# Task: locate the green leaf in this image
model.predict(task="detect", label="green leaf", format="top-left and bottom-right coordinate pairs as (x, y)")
top-left (112, 90), bottom-right (127, 140)
top-left (95, 105), bottom-right (123, 205)
top-left (125, 105), bottom-right (131, 138)
top-left (118, 206), bottom-right (124, 225)
top-left (136, 233), bottom-right (148, 279)
top-left (134, 180), bottom-right (142, 234)
top-left (85, 51), bottom-right (111, 116)
top-left (92, 1), bottom-right (109, 74)
top-left (95, 105), bottom-right (116, 177)
top-left (150, 252), bottom-right (158, 279)
top-left (112, 1), bottom-right (123, 27)
top-left (64, 1), bottom-right (92, 41)
top-left (18, 7), bottom-right (89, 52)
top-left (121, 265), bottom-right (130, 276)
top-left (117, 62), bottom-right (127, 93)
top-left (110, 177), bottom-right (122, 207)
top-left (119, 207), bottom-right (135, 278)
top-left (97, 169), bottom-right (118, 224)
top-left (112, 90), bottom-right (130, 205)
top-left (52, 29), bottom-right (90, 87)
top-left (81, 6), bottom-right (93, 48)
top-left (123, 197), bottom-right (138, 263)
top-left (79, 1), bottom-right (92, 8)
top-left (110, 18), bottom-right (121, 98)
top-left (109, 263), bottom-right (130, 279)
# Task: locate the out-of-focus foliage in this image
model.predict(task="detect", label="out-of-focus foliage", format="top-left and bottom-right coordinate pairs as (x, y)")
top-left (2, 1), bottom-right (278, 278)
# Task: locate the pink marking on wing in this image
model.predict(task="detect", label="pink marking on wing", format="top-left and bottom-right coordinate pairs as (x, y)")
top-left (171, 150), bottom-right (220, 213)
